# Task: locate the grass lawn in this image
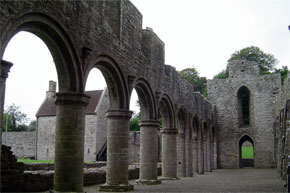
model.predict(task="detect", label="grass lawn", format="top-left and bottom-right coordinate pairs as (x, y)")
top-left (17, 158), bottom-right (54, 163)
top-left (242, 146), bottom-right (253, 159)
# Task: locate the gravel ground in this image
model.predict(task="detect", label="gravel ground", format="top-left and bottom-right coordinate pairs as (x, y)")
top-left (84, 168), bottom-right (286, 193)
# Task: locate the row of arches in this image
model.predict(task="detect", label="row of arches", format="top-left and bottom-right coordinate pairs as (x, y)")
top-left (176, 114), bottom-right (218, 177)
top-left (0, 7), bottom-right (217, 193)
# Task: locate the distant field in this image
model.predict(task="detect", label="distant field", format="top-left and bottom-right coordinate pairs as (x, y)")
top-left (242, 147), bottom-right (253, 159)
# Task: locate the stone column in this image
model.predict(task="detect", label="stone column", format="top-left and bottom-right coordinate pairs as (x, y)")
top-left (0, 60), bottom-right (13, 139)
top-left (213, 141), bottom-right (218, 170)
top-left (0, 60), bottom-right (13, 189)
top-left (192, 136), bottom-right (198, 173)
top-left (198, 135), bottom-right (204, 174)
top-left (206, 136), bottom-right (212, 172)
top-left (185, 130), bottom-right (192, 177)
top-left (160, 128), bottom-right (179, 180)
top-left (177, 132), bottom-right (185, 177)
top-left (203, 138), bottom-right (208, 172)
top-left (137, 120), bottom-right (161, 185)
top-left (0, 60), bottom-right (13, 125)
top-left (53, 92), bottom-right (90, 192)
top-left (100, 110), bottom-right (133, 192)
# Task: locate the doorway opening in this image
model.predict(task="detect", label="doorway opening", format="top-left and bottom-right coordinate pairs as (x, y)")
top-left (239, 135), bottom-right (254, 168)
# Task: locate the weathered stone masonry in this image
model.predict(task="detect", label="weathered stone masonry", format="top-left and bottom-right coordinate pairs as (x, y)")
top-left (208, 60), bottom-right (282, 169)
top-left (1, 1), bottom-right (217, 192)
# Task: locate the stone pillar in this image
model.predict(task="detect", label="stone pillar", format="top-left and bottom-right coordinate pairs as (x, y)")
top-left (192, 136), bottom-right (198, 173)
top-left (213, 141), bottom-right (218, 170)
top-left (53, 92), bottom-right (90, 192)
top-left (160, 128), bottom-right (179, 180)
top-left (206, 136), bottom-right (212, 172)
top-left (198, 135), bottom-right (204, 174)
top-left (203, 138), bottom-right (208, 172)
top-left (177, 132), bottom-right (185, 177)
top-left (100, 110), bottom-right (133, 192)
top-left (0, 60), bottom-right (13, 139)
top-left (0, 60), bottom-right (13, 190)
top-left (136, 120), bottom-right (161, 185)
top-left (210, 138), bottom-right (214, 170)
top-left (185, 130), bottom-right (192, 177)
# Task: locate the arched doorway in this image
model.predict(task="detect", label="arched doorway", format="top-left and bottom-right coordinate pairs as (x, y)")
top-left (239, 135), bottom-right (254, 168)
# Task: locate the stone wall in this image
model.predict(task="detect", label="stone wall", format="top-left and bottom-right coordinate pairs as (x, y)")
top-left (1, 144), bottom-right (159, 192)
top-left (129, 131), bottom-right (140, 164)
top-left (208, 60), bottom-right (280, 168)
top-left (2, 131), bottom-right (35, 158)
top-left (36, 89), bottom-right (109, 162)
top-left (1, 145), bottom-right (25, 192)
top-left (36, 114), bottom-right (102, 162)
top-left (36, 116), bottom-right (55, 160)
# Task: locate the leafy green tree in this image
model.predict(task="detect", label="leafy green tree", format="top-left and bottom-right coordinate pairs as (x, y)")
top-left (27, 120), bottom-right (37, 131)
top-left (228, 46), bottom-right (278, 74)
top-left (178, 67), bottom-right (207, 96)
top-left (214, 46), bottom-right (280, 79)
top-left (213, 68), bottom-right (229, 80)
top-left (130, 113), bottom-right (141, 131)
top-left (2, 104), bottom-right (29, 132)
top-left (274, 66), bottom-right (289, 85)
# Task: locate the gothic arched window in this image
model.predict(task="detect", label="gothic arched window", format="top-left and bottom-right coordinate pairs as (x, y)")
top-left (237, 86), bottom-right (250, 126)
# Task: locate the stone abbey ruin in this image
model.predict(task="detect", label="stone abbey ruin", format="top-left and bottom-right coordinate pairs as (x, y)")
top-left (0, 0), bottom-right (289, 192)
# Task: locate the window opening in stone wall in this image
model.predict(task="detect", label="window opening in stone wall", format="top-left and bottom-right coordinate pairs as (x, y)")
top-left (237, 86), bottom-right (250, 126)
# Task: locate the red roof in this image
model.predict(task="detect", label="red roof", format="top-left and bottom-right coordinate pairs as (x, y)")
top-left (36, 90), bottom-right (103, 117)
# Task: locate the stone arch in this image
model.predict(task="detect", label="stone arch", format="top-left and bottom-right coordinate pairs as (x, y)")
top-left (176, 106), bottom-right (187, 177)
top-left (86, 55), bottom-right (129, 110)
top-left (238, 135), bottom-right (255, 168)
top-left (158, 94), bottom-right (175, 129)
top-left (1, 12), bottom-right (80, 92)
top-left (132, 78), bottom-right (157, 120)
top-left (158, 93), bottom-right (178, 179)
top-left (132, 78), bottom-right (160, 184)
top-left (237, 85), bottom-right (251, 127)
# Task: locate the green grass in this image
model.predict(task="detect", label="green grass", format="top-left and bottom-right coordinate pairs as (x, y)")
top-left (17, 158), bottom-right (54, 163)
top-left (242, 146), bottom-right (253, 159)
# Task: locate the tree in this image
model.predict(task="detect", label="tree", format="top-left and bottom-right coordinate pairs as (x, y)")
top-left (130, 113), bottom-right (141, 131)
top-left (178, 67), bottom-right (207, 96)
top-left (274, 66), bottom-right (289, 85)
top-left (27, 120), bottom-right (37, 131)
top-left (228, 46), bottom-right (278, 74)
top-left (214, 46), bottom-right (280, 80)
top-left (213, 68), bottom-right (229, 80)
top-left (1, 104), bottom-right (29, 132)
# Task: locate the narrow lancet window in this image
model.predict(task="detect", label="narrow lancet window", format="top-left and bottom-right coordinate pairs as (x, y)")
top-left (237, 86), bottom-right (250, 126)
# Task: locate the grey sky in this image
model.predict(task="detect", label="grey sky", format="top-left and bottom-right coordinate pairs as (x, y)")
top-left (3, 0), bottom-right (290, 120)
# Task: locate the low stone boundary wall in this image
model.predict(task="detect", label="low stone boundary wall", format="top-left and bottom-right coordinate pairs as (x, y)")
top-left (22, 165), bottom-right (161, 192)
top-left (2, 145), bottom-right (161, 192)
top-left (24, 161), bottom-right (107, 171)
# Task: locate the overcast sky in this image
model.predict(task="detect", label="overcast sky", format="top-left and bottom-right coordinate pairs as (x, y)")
top-left (2, 0), bottom-right (290, 121)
